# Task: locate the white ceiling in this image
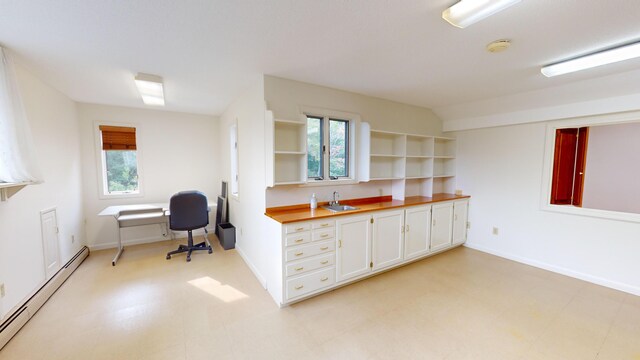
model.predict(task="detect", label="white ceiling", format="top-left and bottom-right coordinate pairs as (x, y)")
top-left (1, 0), bottom-right (640, 119)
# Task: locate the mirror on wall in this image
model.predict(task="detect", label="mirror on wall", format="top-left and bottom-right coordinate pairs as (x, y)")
top-left (550, 121), bottom-right (640, 215)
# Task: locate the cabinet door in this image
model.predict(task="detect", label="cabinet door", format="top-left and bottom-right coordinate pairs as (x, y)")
top-left (430, 202), bottom-right (453, 252)
top-left (452, 200), bottom-right (468, 245)
top-left (404, 205), bottom-right (431, 260)
top-left (372, 209), bottom-right (404, 271)
top-left (336, 214), bottom-right (371, 282)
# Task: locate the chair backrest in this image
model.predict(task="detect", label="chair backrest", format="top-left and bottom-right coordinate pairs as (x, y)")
top-left (169, 191), bottom-right (209, 231)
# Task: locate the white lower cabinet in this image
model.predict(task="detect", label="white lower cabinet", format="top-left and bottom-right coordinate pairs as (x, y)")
top-left (273, 199), bottom-right (469, 305)
top-left (430, 202), bottom-right (454, 252)
top-left (452, 200), bottom-right (468, 245)
top-left (372, 209), bottom-right (404, 271)
top-left (404, 205), bottom-right (431, 260)
top-left (336, 214), bottom-right (371, 282)
top-left (337, 209), bottom-right (405, 281)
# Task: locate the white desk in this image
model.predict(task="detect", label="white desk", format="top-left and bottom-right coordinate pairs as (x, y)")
top-left (99, 202), bottom-right (216, 266)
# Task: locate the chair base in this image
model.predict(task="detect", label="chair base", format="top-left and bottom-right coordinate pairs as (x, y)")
top-left (166, 230), bottom-right (212, 262)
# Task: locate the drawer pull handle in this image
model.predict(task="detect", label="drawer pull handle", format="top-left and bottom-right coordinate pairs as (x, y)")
top-left (295, 252), bottom-right (304, 256)
top-left (320, 260), bottom-right (329, 264)
top-left (320, 234), bottom-right (329, 238)
top-left (320, 223), bottom-right (329, 227)
top-left (295, 267), bottom-right (304, 271)
top-left (320, 246), bottom-right (329, 250)
top-left (320, 277), bottom-right (329, 282)
top-left (295, 285), bottom-right (304, 290)
top-left (295, 227), bottom-right (304, 231)
top-left (294, 238), bottom-right (304, 243)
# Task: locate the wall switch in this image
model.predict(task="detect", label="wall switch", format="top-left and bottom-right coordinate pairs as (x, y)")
top-left (0, 283), bottom-right (5, 298)
top-left (492, 227), bottom-right (499, 235)
top-left (71, 235), bottom-right (75, 243)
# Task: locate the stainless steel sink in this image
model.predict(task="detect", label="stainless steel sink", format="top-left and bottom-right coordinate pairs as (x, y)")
top-left (322, 204), bottom-right (359, 212)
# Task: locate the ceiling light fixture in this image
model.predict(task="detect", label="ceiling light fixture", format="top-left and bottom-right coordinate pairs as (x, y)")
top-left (442, 0), bottom-right (521, 28)
top-left (134, 73), bottom-right (165, 106)
top-left (541, 41), bottom-right (640, 77)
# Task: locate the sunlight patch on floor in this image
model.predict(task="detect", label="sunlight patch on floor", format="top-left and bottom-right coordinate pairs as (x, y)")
top-left (188, 276), bottom-right (249, 303)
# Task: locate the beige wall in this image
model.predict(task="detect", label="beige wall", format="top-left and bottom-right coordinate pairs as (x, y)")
top-left (582, 122), bottom-right (640, 214)
top-left (0, 64), bottom-right (84, 319)
top-left (77, 103), bottom-right (219, 250)
top-left (264, 76), bottom-right (443, 207)
top-left (217, 76), bottom-right (268, 285)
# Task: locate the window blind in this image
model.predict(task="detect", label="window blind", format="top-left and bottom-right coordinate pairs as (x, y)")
top-left (99, 125), bottom-right (136, 150)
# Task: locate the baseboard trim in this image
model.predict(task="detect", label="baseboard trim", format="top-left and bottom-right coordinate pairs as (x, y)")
top-left (88, 227), bottom-right (214, 251)
top-left (0, 246), bottom-right (89, 350)
top-left (235, 245), bottom-right (267, 289)
top-left (464, 242), bottom-right (640, 296)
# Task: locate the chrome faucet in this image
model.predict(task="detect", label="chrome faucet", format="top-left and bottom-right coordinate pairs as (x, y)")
top-left (330, 191), bottom-right (340, 206)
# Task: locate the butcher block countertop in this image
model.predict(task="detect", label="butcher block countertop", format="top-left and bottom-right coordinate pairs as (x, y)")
top-left (265, 193), bottom-right (470, 224)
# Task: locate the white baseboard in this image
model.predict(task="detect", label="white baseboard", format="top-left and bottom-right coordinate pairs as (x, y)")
top-left (464, 242), bottom-right (640, 297)
top-left (88, 227), bottom-right (213, 251)
top-left (235, 245), bottom-right (267, 289)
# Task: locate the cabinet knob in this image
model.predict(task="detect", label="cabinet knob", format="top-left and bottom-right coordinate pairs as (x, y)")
top-left (295, 227), bottom-right (304, 231)
top-left (320, 246), bottom-right (329, 250)
top-left (294, 285), bottom-right (304, 290)
top-left (295, 238), bottom-right (304, 243)
top-left (321, 234), bottom-right (329, 238)
top-left (295, 252), bottom-right (303, 256)
top-left (295, 267), bottom-right (304, 271)
top-left (320, 277), bottom-right (329, 282)
top-left (320, 260), bottom-right (329, 264)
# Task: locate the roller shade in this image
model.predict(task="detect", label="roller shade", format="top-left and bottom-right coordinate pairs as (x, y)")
top-left (99, 125), bottom-right (136, 150)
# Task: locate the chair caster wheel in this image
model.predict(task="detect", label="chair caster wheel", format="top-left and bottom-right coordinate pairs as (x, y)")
top-left (187, 257), bottom-right (191, 262)
top-left (208, 249), bottom-right (213, 254)
top-left (166, 255), bottom-right (171, 260)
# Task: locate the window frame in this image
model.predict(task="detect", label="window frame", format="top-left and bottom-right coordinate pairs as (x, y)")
top-left (540, 110), bottom-right (640, 223)
top-left (94, 122), bottom-right (144, 199)
top-left (301, 106), bottom-right (359, 186)
top-left (230, 123), bottom-right (239, 199)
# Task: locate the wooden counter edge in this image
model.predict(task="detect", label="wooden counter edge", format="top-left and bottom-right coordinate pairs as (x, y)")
top-left (265, 193), bottom-right (470, 224)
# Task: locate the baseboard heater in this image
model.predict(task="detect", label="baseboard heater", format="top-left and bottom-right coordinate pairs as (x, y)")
top-left (0, 246), bottom-right (89, 350)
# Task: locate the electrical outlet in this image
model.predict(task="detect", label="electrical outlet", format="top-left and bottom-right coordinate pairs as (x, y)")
top-left (466, 221), bottom-right (471, 229)
top-left (71, 235), bottom-right (75, 243)
top-left (1, 283), bottom-right (5, 298)
top-left (492, 227), bottom-right (499, 235)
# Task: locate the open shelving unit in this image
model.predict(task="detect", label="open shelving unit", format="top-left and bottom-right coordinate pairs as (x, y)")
top-left (359, 123), bottom-right (457, 199)
top-left (266, 111), bottom-right (308, 187)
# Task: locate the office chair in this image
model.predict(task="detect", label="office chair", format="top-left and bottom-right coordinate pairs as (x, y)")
top-left (166, 191), bottom-right (213, 262)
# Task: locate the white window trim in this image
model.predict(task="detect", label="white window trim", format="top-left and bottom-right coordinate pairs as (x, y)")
top-left (539, 110), bottom-right (640, 223)
top-left (230, 122), bottom-right (239, 199)
top-left (94, 121), bottom-right (144, 200)
top-left (300, 106), bottom-right (360, 187)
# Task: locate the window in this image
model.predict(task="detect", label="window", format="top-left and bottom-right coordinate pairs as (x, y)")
top-left (307, 114), bottom-right (354, 183)
top-left (230, 124), bottom-right (239, 197)
top-left (99, 125), bottom-right (139, 196)
top-left (541, 111), bottom-right (640, 222)
top-left (306, 115), bottom-right (350, 181)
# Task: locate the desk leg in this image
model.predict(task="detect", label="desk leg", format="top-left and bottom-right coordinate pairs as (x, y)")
top-left (112, 227), bottom-right (125, 266)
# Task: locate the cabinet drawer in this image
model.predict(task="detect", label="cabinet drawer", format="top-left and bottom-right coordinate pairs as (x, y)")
top-left (286, 267), bottom-right (335, 301)
top-left (285, 222), bottom-right (311, 234)
top-left (285, 232), bottom-right (311, 247)
top-left (312, 220), bottom-right (335, 229)
top-left (312, 228), bottom-right (335, 241)
top-left (285, 253), bottom-right (335, 277)
top-left (285, 240), bottom-right (335, 262)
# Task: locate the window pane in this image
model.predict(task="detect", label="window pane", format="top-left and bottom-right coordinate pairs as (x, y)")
top-left (105, 150), bottom-right (138, 193)
top-left (329, 119), bottom-right (348, 178)
top-left (307, 116), bottom-right (323, 179)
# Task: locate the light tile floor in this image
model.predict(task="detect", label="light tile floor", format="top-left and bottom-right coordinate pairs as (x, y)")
top-left (1, 238), bottom-right (639, 359)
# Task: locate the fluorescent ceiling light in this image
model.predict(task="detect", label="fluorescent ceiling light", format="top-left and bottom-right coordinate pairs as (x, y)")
top-left (442, 0), bottom-right (521, 28)
top-left (541, 41), bottom-right (640, 77)
top-left (134, 73), bottom-right (165, 106)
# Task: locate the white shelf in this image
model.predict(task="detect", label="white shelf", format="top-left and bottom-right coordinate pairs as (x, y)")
top-left (360, 123), bottom-right (458, 199)
top-left (274, 119), bottom-right (305, 125)
top-left (267, 110), bottom-right (308, 187)
top-left (275, 151), bottom-right (306, 155)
